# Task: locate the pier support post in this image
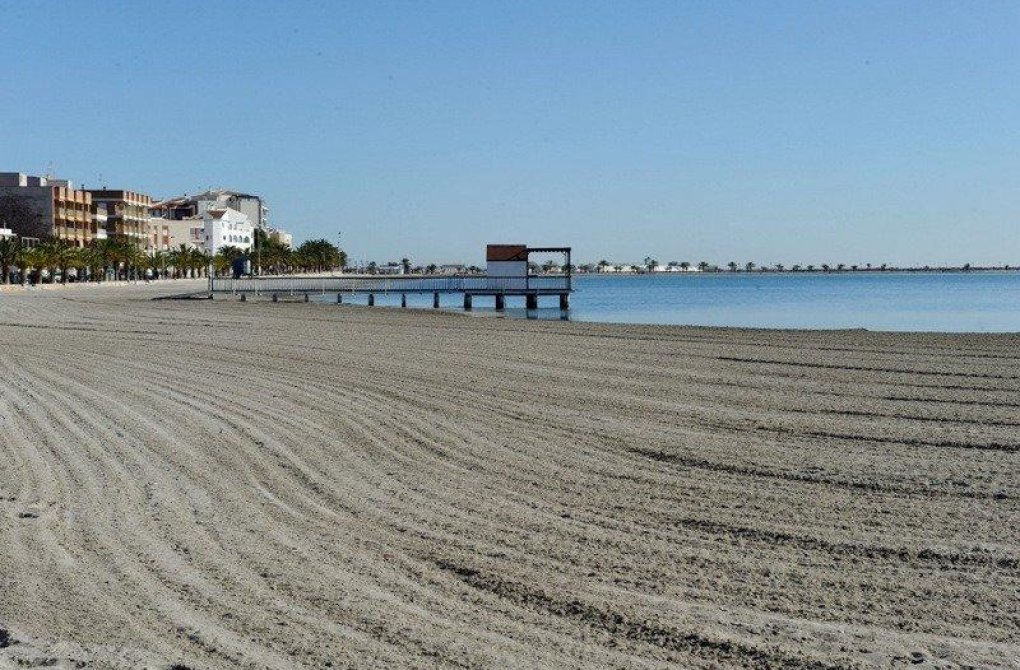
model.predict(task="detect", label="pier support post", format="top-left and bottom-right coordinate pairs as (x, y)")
top-left (240, 293), bottom-right (246, 302)
top-left (495, 294), bottom-right (505, 311)
top-left (433, 292), bottom-right (440, 309)
top-left (559, 293), bottom-right (570, 310)
top-left (463, 294), bottom-right (472, 311)
top-left (337, 293), bottom-right (343, 304)
top-left (304, 293), bottom-right (309, 303)
top-left (368, 294), bottom-right (375, 307)
top-left (526, 294), bottom-right (538, 310)
top-left (401, 294), bottom-right (407, 308)
top-left (272, 294), bottom-right (278, 303)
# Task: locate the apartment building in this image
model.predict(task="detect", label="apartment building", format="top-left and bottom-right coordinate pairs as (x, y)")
top-left (147, 217), bottom-right (204, 254)
top-left (0, 172), bottom-right (98, 246)
top-left (87, 189), bottom-right (153, 247)
top-left (152, 189), bottom-right (268, 230)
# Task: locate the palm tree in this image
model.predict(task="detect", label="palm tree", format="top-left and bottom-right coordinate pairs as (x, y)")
top-left (727, 261), bottom-right (738, 272)
top-left (214, 245), bottom-right (244, 277)
top-left (77, 244), bottom-right (101, 282)
top-left (774, 263), bottom-right (785, 272)
top-left (150, 251), bottom-right (169, 280)
top-left (680, 261), bottom-right (690, 271)
top-left (121, 244), bottom-right (146, 281)
top-left (821, 263), bottom-right (831, 273)
top-left (22, 246), bottom-right (47, 284)
top-left (54, 241), bottom-right (79, 284)
top-left (261, 240), bottom-right (291, 275)
top-left (168, 244), bottom-right (195, 279)
top-left (193, 250), bottom-right (212, 278)
top-left (697, 261), bottom-right (709, 272)
top-left (597, 259), bottom-right (609, 272)
top-left (745, 261), bottom-right (756, 272)
top-left (426, 263), bottom-right (437, 274)
top-left (31, 239), bottom-right (64, 283)
top-left (0, 236), bottom-right (22, 284)
top-left (401, 257), bottom-right (411, 274)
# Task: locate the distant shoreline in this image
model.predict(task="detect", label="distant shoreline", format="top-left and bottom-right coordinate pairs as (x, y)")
top-left (571, 267), bottom-right (1017, 276)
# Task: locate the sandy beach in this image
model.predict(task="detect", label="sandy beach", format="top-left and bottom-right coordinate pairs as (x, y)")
top-left (0, 284), bottom-right (1017, 669)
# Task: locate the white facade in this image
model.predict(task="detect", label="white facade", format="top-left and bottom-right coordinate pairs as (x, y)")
top-left (0, 227), bottom-right (13, 239)
top-left (203, 208), bottom-right (253, 255)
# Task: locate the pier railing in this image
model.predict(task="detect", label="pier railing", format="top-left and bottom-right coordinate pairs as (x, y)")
top-left (210, 274), bottom-right (571, 295)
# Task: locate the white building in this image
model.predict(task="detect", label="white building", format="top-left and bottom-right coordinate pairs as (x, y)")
top-left (203, 208), bottom-right (253, 255)
top-left (152, 189), bottom-right (268, 230)
top-left (376, 262), bottom-right (404, 275)
top-left (0, 227), bottom-right (14, 240)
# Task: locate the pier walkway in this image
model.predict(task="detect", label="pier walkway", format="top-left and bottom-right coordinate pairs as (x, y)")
top-left (209, 274), bottom-right (573, 310)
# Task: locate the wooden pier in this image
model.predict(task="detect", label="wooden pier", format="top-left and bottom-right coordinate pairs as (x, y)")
top-left (209, 245), bottom-right (573, 311)
top-left (208, 273), bottom-right (572, 311)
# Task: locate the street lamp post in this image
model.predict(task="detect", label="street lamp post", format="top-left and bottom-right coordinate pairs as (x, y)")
top-left (336, 231), bottom-right (342, 276)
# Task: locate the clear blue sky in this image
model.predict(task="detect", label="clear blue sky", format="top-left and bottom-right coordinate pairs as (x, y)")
top-left (2, 1), bottom-right (1017, 266)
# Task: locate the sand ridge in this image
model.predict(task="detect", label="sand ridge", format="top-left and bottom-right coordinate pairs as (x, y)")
top-left (0, 285), bottom-right (1017, 669)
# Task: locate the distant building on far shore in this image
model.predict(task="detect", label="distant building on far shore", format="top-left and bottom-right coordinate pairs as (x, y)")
top-left (0, 172), bottom-right (98, 246)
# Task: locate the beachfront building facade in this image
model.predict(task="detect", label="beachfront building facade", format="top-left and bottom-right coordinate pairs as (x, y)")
top-left (203, 208), bottom-right (253, 255)
top-left (87, 189), bottom-right (153, 248)
top-left (147, 217), bottom-right (204, 254)
top-left (152, 189), bottom-right (268, 230)
top-left (0, 173), bottom-right (98, 246)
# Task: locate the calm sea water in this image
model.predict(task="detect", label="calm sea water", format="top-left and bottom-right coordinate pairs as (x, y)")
top-left (334, 272), bottom-right (1020, 332)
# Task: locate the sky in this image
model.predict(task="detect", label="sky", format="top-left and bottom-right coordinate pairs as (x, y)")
top-left (1, 1), bottom-right (1018, 266)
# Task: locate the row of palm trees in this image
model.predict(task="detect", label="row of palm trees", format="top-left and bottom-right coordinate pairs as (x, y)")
top-left (0, 237), bottom-right (221, 284)
top-left (0, 235), bottom-right (350, 285)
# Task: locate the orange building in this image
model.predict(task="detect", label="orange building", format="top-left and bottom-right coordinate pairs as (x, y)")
top-left (87, 189), bottom-right (153, 247)
top-left (0, 172), bottom-right (98, 246)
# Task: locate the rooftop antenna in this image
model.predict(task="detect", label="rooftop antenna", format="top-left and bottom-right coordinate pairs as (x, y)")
top-left (98, 173), bottom-right (107, 189)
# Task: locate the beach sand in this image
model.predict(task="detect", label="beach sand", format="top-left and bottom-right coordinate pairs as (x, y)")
top-left (0, 284), bottom-right (1017, 669)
